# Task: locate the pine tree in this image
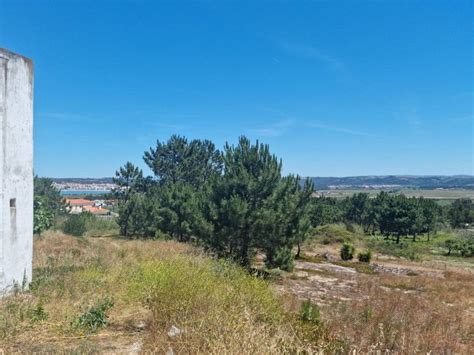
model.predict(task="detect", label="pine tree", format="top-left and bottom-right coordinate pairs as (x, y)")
top-left (202, 137), bottom-right (312, 269)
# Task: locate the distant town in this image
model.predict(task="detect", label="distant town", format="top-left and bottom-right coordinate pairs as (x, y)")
top-left (50, 175), bottom-right (474, 193)
top-left (53, 181), bottom-right (117, 192)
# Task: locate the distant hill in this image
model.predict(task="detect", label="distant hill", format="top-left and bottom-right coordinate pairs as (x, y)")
top-left (305, 175), bottom-right (474, 190)
top-left (49, 175), bottom-right (474, 190)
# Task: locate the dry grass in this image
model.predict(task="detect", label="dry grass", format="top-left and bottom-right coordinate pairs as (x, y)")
top-left (294, 266), bottom-right (474, 353)
top-left (1, 230), bottom-right (472, 353)
top-left (0, 231), bottom-right (190, 352)
top-left (0, 231), bottom-right (333, 353)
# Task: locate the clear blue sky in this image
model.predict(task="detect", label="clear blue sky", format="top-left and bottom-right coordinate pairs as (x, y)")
top-left (1, 0), bottom-right (472, 178)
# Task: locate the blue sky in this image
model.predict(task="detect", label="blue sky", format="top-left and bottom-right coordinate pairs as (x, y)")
top-left (1, 0), bottom-right (472, 178)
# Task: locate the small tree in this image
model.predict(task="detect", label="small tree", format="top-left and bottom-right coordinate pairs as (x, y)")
top-left (113, 162), bottom-right (145, 237)
top-left (33, 196), bottom-right (54, 237)
top-left (340, 243), bottom-right (355, 261)
top-left (34, 176), bottom-right (66, 217)
top-left (448, 198), bottom-right (473, 228)
top-left (358, 250), bottom-right (372, 263)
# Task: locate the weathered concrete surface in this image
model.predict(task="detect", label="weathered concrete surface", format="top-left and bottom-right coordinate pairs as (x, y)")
top-left (0, 48), bottom-right (34, 292)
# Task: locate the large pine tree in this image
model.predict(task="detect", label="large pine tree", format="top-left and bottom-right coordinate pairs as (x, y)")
top-left (202, 136), bottom-right (312, 269)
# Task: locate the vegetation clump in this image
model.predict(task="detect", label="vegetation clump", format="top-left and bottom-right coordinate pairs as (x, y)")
top-left (62, 214), bottom-right (88, 236)
top-left (114, 135), bottom-right (313, 270)
top-left (73, 297), bottom-right (114, 334)
top-left (33, 176), bottom-right (66, 236)
top-left (340, 243), bottom-right (355, 261)
top-left (299, 300), bottom-right (320, 324)
top-left (444, 235), bottom-right (474, 257)
top-left (357, 250), bottom-right (372, 263)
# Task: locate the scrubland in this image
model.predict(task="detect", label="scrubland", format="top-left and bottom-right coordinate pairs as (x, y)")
top-left (0, 227), bottom-right (473, 353)
top-left (0, 232), bottom-right (327, 353)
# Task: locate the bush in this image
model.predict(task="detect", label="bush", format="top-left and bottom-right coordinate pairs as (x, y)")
top-left (313, 224), bottom-right (355, 244)
top-left (340, 243), bottom-right (355, 261)
top-left (358, 250), bottom-right (372, 263)
top-left (444, 236), bottom-right (474, 257)
top-left (62, 214), bottom-right (88, 236)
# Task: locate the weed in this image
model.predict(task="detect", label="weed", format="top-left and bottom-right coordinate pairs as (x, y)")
top-left (299, 300), bottom-right (320, 324)
top-left (361, 306), bottom-right (372, 321)
top-left (73, 297), bottom-right (114, 334)
top-left (28, 302), bottom-right (48, 322)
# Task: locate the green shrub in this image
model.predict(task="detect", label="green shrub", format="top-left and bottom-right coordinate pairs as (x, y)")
top-left (444, 237), bottom-right (473, 257)
top-left (340, 243), bottom-right (355, 261)
top-left (313, 224), bottom-right (355, 244)
top-left (459, 241), bottom-right (474, 257)
top-left (62, 214), bottom-right (88, 236)
top-left (299, 300), bottom-right (320, 324)
top-left (358, 250), bottom-right (372, 263)
top-left (266, 247), bottom-right (295, 271)
top-left (73, 297), bottom-right (114, 334)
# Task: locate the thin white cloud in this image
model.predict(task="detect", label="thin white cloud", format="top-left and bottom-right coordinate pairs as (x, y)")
top-left (306, 121), bottom-right (375, 137)
top-left (278, 41), bottom-right (346, 74)
top-left (38, 112), bottom-right (90, 121)
top-left (251, 119), bottom-right (295, 137)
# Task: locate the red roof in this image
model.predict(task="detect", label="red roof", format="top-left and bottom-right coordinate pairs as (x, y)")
top-left (82, 206), bottom-right (109, 215)
top-left (66, 199), bottom-right (94, 206)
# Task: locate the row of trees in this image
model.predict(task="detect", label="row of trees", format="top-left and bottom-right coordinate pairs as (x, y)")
top-left (114, 135), bottom-right (313, 270)
top-left (310, 192), bottom-right (473, 243)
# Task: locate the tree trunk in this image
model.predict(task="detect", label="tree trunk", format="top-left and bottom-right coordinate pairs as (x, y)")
top-left (240, 230), bottom-right (250, 267)
top-left (296, 243), bottom-right (301, 259)
top-left (396, 234), bottom-right (400, 244)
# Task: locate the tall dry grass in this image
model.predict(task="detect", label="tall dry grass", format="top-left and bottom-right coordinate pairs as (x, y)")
top-left (1, 231), bottom-right (472, 353)
top-left (0, 232), bottom-right (333, 353)
top-left (322, 271), bottom-right (474, 353)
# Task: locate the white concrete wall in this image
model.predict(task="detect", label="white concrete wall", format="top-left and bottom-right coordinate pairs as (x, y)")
top-left (0, 48), bottom-right (34, 293)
